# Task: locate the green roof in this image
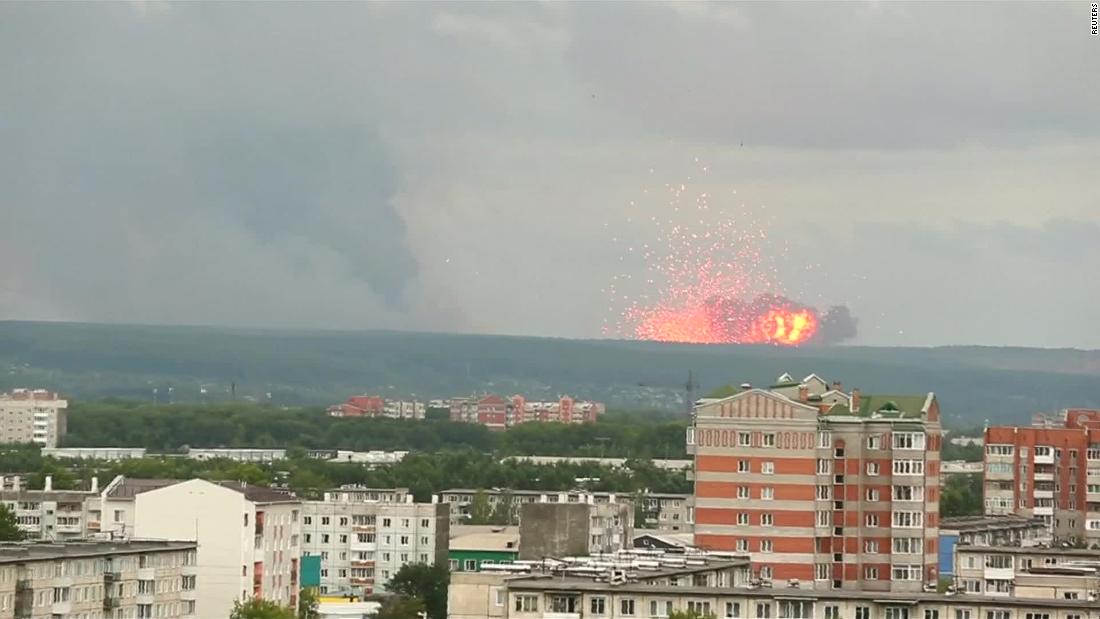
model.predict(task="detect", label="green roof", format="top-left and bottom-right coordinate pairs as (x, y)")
top-left (845, 394), bottom-right (929, 419)
top-left (705, 384), bottom-right (740, 399)
top-left (768, 381), bottom-right (801, 389)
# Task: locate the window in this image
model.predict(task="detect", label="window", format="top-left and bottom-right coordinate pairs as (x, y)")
top-left (886, 609), bottom-right (910, 619)
top-left (815, 564), bottom-right (829, 580)
top-left (761, 487), bottom-right (774, 500)
top-left (761, 513), bottom-right (773, 526)
top-left (864, 540), bottom-right (879, 553)
top-left (856, 608), bottom-right (871, 619)
top-left (955, 611), bottom-right (972, 619)
top-left (340, 535), bottom-right (348, 543)
top-left (893, 486), bottom-right (924, 501)
top-left (463, 560), bottom-right (476, 571)
top-left (867, 436), bottom-right (881, 450)
top-left (762, 461), bottom-right (775, 474)
top-left (726, 602), bottom-right (742, 618)
top-left (736, 539), bottom-right (749, 552)
top-left (738, 460), bottom-right (750, 473)
top-left (893, 459), bottom-right (925, 475)
top-left (893, 432), bottom-right (926, 450)
top-left (737, 486), bottom-right (750, 499)
top-left (590, 597), bottom-right (606, 615)
top-left (986, 612), bottom-right (1011, 619)
top-left (891, 564), bottom-right (920, 580)
top-left (865, 513), bottom-right (879, 527)
top-left (737, 513), bottom-right (749, 525)
top-left (620, 599), bottom-right (636, 616)
top-left (778, 601), bottom-right (811, 619)
top-left (549, 596), bottom-right (579, 614)
top-left (985, 555), bottom-right (1012, 569)
top-left (689, 602), bottom-right (713, 616)
top-left (818, 432), bottom-right (832, 448)
top-left (866, 462), bottom-right (880, 475)
top-left (816, 486), bottom-right (831, 500)
top-left (760, 566), bottom-right (772, 579)
top-left (320, 516), bottom-right (330, 526)
top-left (755, 603), bottom-right (772, 619)
top-left (892, 537), bottom-right (921, 554)
top-left (494, 588), bottom-right (505, 607)
top-left (864, 566), bottom-right (878, 579)
top-left (892, 511), bottom-right (923, 528)
top-left (825, 607), bottom-right (841, 619)
top-left (400, 535), bottom-right (410, 545)
top-left (321, 534), bottom-right (329, 543)
top-left (514, 595), bottom-right (539, 612)
top-left (816, 511), bottom-right (831, 527)
top-left (739, 432), bottom-right (751, 446)
top-left (865, 488), bottom-right (879, 501)
top-left (762, 433), bottom-right (776, 447)
top-left (817, 459), bottom-right (832, 474)
top-left (304, 534), bottom-right (311, 544)
top-left (651, 601), bottom-right (674, 618)
top-left (382, 518), bottom-right (392, 527)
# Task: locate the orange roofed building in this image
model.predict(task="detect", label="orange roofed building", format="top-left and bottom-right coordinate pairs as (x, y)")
top-left (983, 408), bottom-right (1100, 544)
top-left (689, 373), bottom-right (942, 592)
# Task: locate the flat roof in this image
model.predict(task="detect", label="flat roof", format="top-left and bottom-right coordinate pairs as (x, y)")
top-left (507, 579), bottom-right (1100, 609)
top-left (955, 544), bottom-right (1100, 557)
top-left (0, 540), bottom-right (196, 564)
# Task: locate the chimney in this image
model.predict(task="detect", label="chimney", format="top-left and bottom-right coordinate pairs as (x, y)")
top-left (798, 386), bottom-right (809, 402)
top-left (851, 389), bottom-right (861, 412)
top-left (44, 475), bottom-right (53, 492)
top-left (91, 476), bottom-right (99, 493)
top-left (832, 381), bottom-right (842, 391)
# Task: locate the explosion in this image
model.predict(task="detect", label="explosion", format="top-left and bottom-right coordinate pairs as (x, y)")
top-left (606, 169), bottom-right (856, 346)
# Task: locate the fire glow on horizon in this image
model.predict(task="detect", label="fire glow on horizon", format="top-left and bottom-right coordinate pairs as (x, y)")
top-left (605, 170), bottom-right (823, 346)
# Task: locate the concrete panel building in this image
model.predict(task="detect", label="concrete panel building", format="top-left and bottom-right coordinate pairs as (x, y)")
top-left (0, 476), bottom-right (100, 541)
top-left (0, 539), bottom-right (197, 619)
top-left (0, 389), bottom-right (67, 448)
top-left (301, 496), bottom-right (448, 596)
top-left (134, 479), bottom-right (302, 618)
top-left (518, 502), bottom-right (633, 560)
top-left (690, 374), bottom-right (942, 591)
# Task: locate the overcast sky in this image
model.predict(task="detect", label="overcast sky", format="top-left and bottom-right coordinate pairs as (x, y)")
top-left (1, 2), bottom-right (1097, 348)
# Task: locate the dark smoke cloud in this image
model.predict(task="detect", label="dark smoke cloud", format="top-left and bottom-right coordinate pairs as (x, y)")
top-left (814, 305), bottom-right (859, 345)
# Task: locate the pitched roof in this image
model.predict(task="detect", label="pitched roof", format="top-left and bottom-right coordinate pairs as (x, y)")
top-left (823, 393), bottom-right (933, 419)
top-left (214, 480), bottom-right (299, 504)
top-left (106, 478), bottom-right (180, 500)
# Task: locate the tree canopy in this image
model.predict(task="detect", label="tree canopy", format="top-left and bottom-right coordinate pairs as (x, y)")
top-left (229, 599), bottom-right (296, 619)
top-left (0, 504), bottom-right (25, 541)
top-left (386, 563), bottom-right (449, 619)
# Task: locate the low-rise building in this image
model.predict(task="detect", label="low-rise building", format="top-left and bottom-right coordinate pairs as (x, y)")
top-left (449, 525), bottom-right (519, 572)
top-left (92, 476), bottom-right (180, 539)
top-left (134, 479), bottom-right (302, 618)
top-left (0, 388), bottom-right (67, 447)
top-left (41, 447), bottom-right (148, 460)
top-left (301, 495), bottom-right (449, 596)
top-left (0, 475), bottom-right (100, 541)
top-left (0, 539), bottom-right (197, 619)
top-left (185, 448), bottom-right (286, 462)
top-left (323, 487), bottom-right (413, 504)
top-left (518, 502), bottom-right (632, 560)
top-left (953, 545), bottom-right (1100, 596)
top-left (438, 489), bottom-right (687, 531)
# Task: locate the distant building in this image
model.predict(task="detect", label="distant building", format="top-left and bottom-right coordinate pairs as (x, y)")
top-left (312, 450), bottom-right (409, 466)
top-left (983, 409), bottom-right (1100, 543)
top-left (449, 525), bottom-right (520, 572)
top-left (42, 447), bottom-right (147, 461)
top-left (134, 479), bottom-right (303, 618)
top-left (449, 394), bottom-right (605, 430)
top-left (301, 493), bottom-right (448, 596)
top-left (328, 396), bottom-right (425, 420)
top-left (0, 539), bottom-right (198, 619)
top-left (0, 475), bottom-right (100, 541)
top-left (92, 476), bottom-right (181, 539)
top-left (0, 388), bottom-right (67, 447)
top-left (518, 501), bottom-right (632, 560)
top-left (939, 515), bottom-right (1050, 578)
top-left (186, 448), bottom-right (286, 462)
top-left (437, 489), bottom-right (683, 530)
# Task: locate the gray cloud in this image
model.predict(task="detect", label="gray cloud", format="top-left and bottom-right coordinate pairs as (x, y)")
top-left (0, 3), bottom-right (1097, 347)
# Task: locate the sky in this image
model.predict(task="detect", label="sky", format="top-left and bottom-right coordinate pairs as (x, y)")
top-left (1, 2), bottom-right (1097, 348)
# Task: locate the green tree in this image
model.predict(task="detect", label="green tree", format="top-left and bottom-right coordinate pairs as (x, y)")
top-left (372, 596), bottom-right (425, 619)
top-left (468, 490), bottom-right (492, 525)
top-left (229, 599), bottom-right (296, 619)
top-left (0, 504), bottom-right (25, 541)
top-left (489, 490), bottom-right (514, 525)
top-left (386, 563), bottom-right (448, 619)
top-left (940, 474), bottom-right (983, 518)
top-left (298, 587), bottom-right (320, 619)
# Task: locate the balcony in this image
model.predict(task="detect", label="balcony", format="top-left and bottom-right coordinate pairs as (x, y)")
top-left (1034, 451), bottom-right (1055, 465)
top-left (52, 601), bottom-right (72, 615)
top-left (984, 567), bottom-right (1014, 581)
top-left (86, 521), bottom-right (101, 531)
top-left (351, 560), bottom-right (375, 568)
top-left (353, 524), bottom-right (376, 533)
top-left (103, 597), bottom-right (121, 610)
top-left (1034, 472), bottom-right (1055, 482)
top-left (350, 577), bottom-right (374, 585)
top-left (1033, 489), bottom-right (1055, 499)
top-left (137, 567), bottom-right (155, 581)
top-left (1033, 505), bottom-right (1054, 516)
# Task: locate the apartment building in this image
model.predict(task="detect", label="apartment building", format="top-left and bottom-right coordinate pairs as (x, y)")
top-left (952, 544), bottom-right (1100, 596)
top-left (133, 479), bottom-right (302, 618)
top-left (91, 476), bottom-right (180, 539)
top-left (690, 373), bottom-right (943, 591)
top-left (0, 389), bottom-right (67, 448)
top-left (437, 489), bottom-right (690, 532)
top-left (0, 476), bottom-right (100, 541)
top-left (300, 496), bottom-right (449, 596)
top-left (517, 502), bottom-right (633, 560)
top-left (41, 448), bottom-right (147, 461)
top-left (449, 395), bottom-right (605, 429)
top-left (327, 396), bottom-right (426, 420)
top-left (186, 448), bottom-right (286, 462)
top-left (0, 539), bottom-right (197, 619)
top-left (983, 410), bottom-right (1100, 543)
top-left (456, 569), bottom-right (1100, 619)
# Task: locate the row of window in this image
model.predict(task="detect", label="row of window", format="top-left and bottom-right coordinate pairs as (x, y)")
top-left (814, 510), bottom-right (925, 528)
top-left (304, 532), bottom-right (429, 546)
top-left (303, 516), bottom-right (432, 528)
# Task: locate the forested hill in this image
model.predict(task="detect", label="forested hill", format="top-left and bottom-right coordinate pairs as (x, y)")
top-left (2, 320), bottom-right (1098, 425)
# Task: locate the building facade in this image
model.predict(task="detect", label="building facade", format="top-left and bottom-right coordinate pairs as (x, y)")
top-left (41, 448), bottom-right (147, 461)
top-left (134, 479), bottom-right (302, 618)
top-left (449, 525), bottom-right (520, 572)
top-left (690, 374), bottom-right (942, 591)
top-left (300, 497), bottom-right (449, 596)
top-left (0, 476), bottom-right (101, 541)
top-left (0, 389), bottom-right (67, 448)
top-left (953, 544), bottom-right (1100, 597)
top-left (0, 539), bottom-right (197, 619)
top-left (517, 502), bottom-right (633, 560)
top-left (438, 489), bottom-right (663, 529)
top-left (327, 396), bottom-right (425, 420)
top-left (449, 395), bottom-right (605, 430)
top-left (983, 410), bottom-right (1100, 543)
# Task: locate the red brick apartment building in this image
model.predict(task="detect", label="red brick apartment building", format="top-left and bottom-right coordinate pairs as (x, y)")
top-left (449, 394), bottom-right (604, 430)
top-left (983, 409), bottom-right (1100, 543)
top-left (689, 373), bottom-right (942, 592)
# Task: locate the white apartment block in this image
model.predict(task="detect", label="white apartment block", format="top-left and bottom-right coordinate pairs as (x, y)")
top-left (0, 539), bottom-right (197, 619)
top-left (90, 477), bottom-right (180, 539)
top-left (185, 448), bottom-right (286, 462)
top-left (301, 497), bottom-right (449, 596)
top-left (42, 448), bottom-right (147, 461)
top-left (0, 389), bottom-right (67, 448)
top-left (134, 479), bottom-right (302, 618)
